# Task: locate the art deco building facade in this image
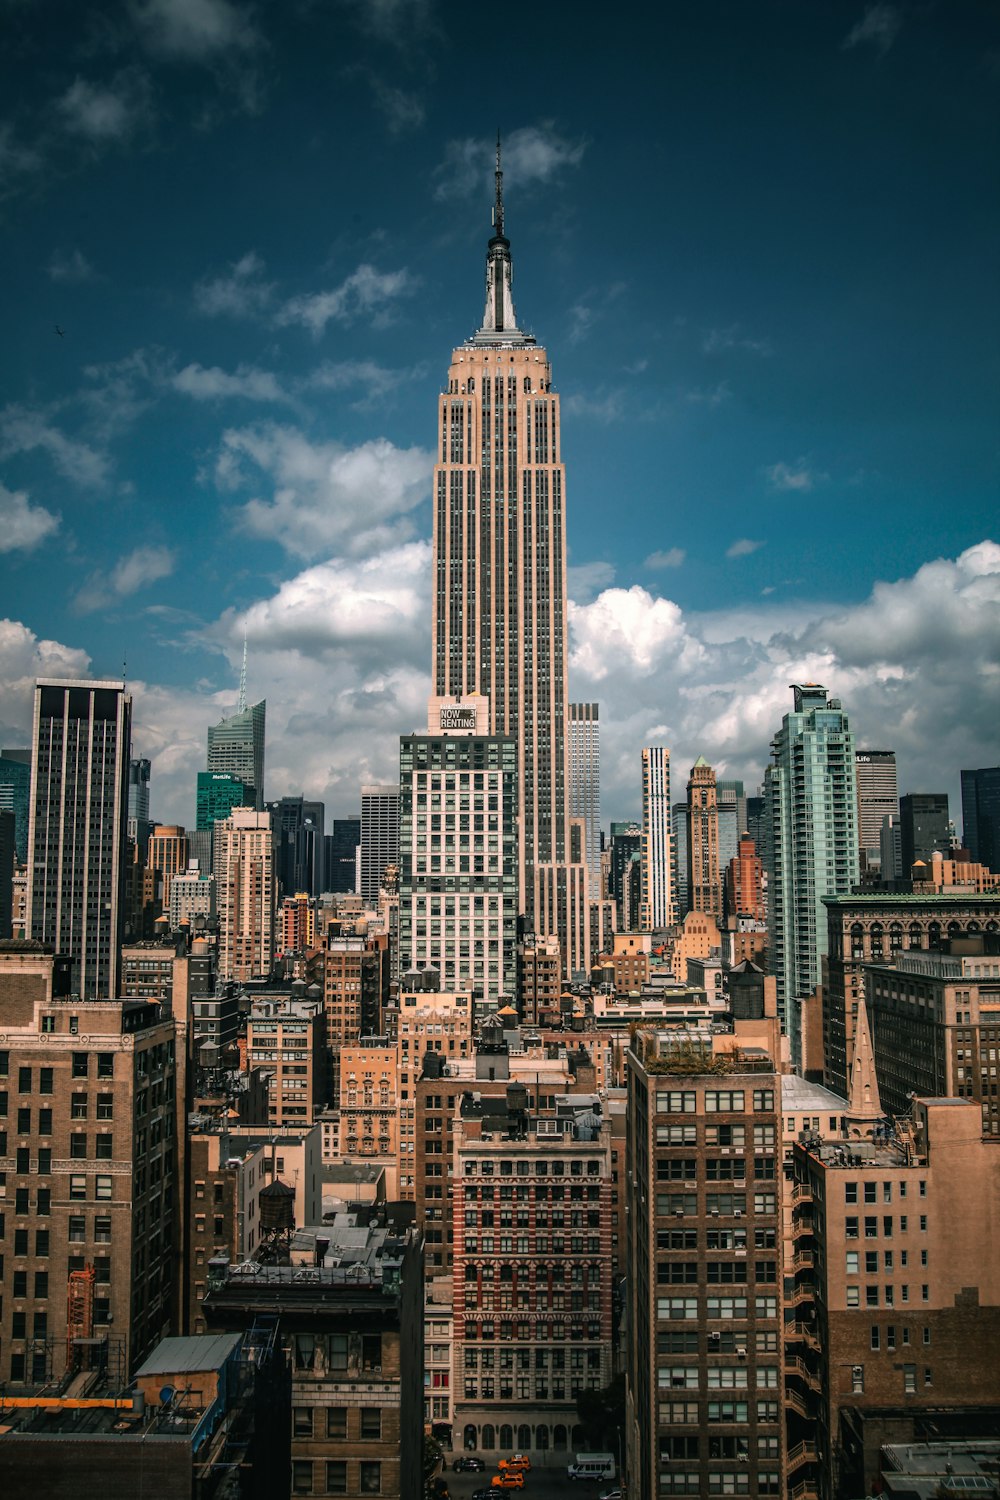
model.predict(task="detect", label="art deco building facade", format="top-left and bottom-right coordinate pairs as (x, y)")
top-left (27, 679), bottom-right (132, 1000)
top-left (431, 146), bottom-right (587, 971)
top-left (640, 747), bottom-right (674, 931)
top-left (687, 757), bottom-right (722, 921)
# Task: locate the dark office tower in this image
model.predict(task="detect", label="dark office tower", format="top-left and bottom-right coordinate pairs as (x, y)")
top-left (127, 755), bottom-right (153, 862)
top-left (899, 792), bottom-right (950, 872)
top-left (672, 802), bottom-right (689, 918)
top-left (609, 821), bottom-right (641, 931)
top-left (745, 793), bottom-right (766, 855)
top-left (360, 784), bottom-right (400, 905)
top-left (207, 700), bottom-right (265, 810)
top-left (961, 767), bottom-right (1000, 871)
top-left (716, 778), bottom-right (746, 883)
top-left (325, 815), bottom-right (361, 894)
top-left (0, 749), bottom-right (30, 864)
top-left (854, 750), bottom-right (898, 860)
top-left (0, 809), bottom-right (14, 938)
top-left (267, 795), bottom-right (325, 897)
top-left (26, 680), bottom-right (132, 999)
top-left (430, 142), bottom-right (588, 971)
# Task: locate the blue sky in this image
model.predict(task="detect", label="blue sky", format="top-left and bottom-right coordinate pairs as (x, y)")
top-left (1, 0), bottom-right (997, 830)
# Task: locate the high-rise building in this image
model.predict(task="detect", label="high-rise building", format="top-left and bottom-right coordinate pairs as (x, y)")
top-left (325, 816), bottom-right (361, 894)
top-left (716, 778), bottom-right (745, 890)
top-left (764, 683), bottom-right (859, 1061)
top-left (214, 807), bottom-right (276, 982)
top-left (640, 747), bottom-right (673, 931)
top-left (206, 700), bottom-right (265, 810)
top-left (626, 1026), bottom-right (784, 1500)
top-left (267, 795), bottom-right (325, 897)
top-left (430, 143), bottom-right (587, 969)
top-left (0, 948), bottom-right (180, 1382)
top-left (961, 766), bottom-right (1000, 871)
top-left (725, 834), bottom-right (765, 924)
top-left (879, 812), bottom-right (902, 882)
top-left (196, 770), bottom-right (250, 831)
top-left (146, 823), bottom-right (190, 915)
top-left (0, 810), bottom-right (14, 939)
top-left (0, 750), bottom-right (31, 865)
top-left (687, 757), bottom-right (722, 920)
top-left (126, 755), bottom-right (152, 861)
top-left (359, 785), bottom-right (400, 906)
top-left (569, 703), bottom-right (602, 898)
top-left (609, 821), bottom-right (641, 932)
top-left (672, 802), bottom-right (689, 918)
top-left (854, 749), bottom-right (898, 859)
top-left (398, 695), bottom-right (517, 1014)
top-left (168, 864), bottom-right (216, 929)
top-left (899, 792), bottom-right (951, 873)
top-left (27, 679), bottom-right (132, 1000)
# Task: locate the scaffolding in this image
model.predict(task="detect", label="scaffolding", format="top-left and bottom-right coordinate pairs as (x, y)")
top-left (65, 1265), bottom-right (96, 1375)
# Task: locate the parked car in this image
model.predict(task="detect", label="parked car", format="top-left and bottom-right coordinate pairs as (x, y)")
top-left (472, 1489), bottom-right (504, 1500)
top-left (499, 1457), bottom-right (532, 1474)
top-left (491, 1473), bottom-right (525, 1490)
top-left (600, 1489), bottom-right (624, 1500)
top-left (454, 1459), bottom-right (487, 1473)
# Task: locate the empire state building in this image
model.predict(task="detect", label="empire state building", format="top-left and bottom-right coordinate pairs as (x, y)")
top-left (431, 145), bottom-right (588, 972)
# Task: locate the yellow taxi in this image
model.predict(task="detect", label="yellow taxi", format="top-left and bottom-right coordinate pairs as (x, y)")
top-left (499, 1458), bottom-right (532, 1474)
top-left (490, 1473), bottom-right (525, 1490)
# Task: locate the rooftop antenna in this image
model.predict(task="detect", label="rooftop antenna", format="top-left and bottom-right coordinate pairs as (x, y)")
top-left (237, 627), bottom-right (248, 714)
top-left (493, 129), bottom-right (504, 239)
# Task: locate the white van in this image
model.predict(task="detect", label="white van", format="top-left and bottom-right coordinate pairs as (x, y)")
top-left (567, 1454), bottom-right (616, 1481)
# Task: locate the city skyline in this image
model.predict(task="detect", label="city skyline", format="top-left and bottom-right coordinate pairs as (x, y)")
top-left (0, 2), bottom-right (997, 828)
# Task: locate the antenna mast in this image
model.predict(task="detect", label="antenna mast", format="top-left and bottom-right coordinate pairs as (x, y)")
top-left (238, 629), bottom-right (248, 714)
top-left (494, 129), bottom-right (504, 238)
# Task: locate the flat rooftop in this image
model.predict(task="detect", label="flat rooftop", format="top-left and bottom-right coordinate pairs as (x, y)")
top-left (781, 1075), bottom-right (848, 1111)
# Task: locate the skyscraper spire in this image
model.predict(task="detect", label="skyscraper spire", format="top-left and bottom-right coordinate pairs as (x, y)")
top-left (238, 628), bottom-right (248, 715)
top-left (476, 130), bottom-right (526, 342)
top-left (493, 129), bottom-right (504, 240)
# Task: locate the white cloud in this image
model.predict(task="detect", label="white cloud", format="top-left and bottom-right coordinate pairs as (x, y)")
top-left (0, 483), bottom-right (60, 552)
top-left (0, 620), bottom-right (91, 739)
top-left (843, 4), bottom-right (902, 55)
top-left (0, 404), bottom-right (110, 487)
top-left (0, 124), bottom-right (43, 195)
top-left (214, 424), bottom-right (434, 560)
top-left (726, 538), bottom-right (765, 559)
top-left (57, 72), bottom-right (152, 143)
top-left (370, 78), bottom-right (425, 135)
top-left (562, 389), bottom-right (625, 424)
top-left (172, 362), bottom-right (288, 403)
top-left (765, 460), bottom-right (826, 493)
top-left (48, 248), bottom-right (96, 283)
top-left (131, 0), bottom-right (260, 58)
top-left (194, 250), bottom-right (274, 318)
top-left (645, 548), bottom-right (686, 570)
top-left (75, 545), bottom-right (177, 613)
top-left (703, 325), bottom-right (772, 357)
top-left (685, 381), bottom-right (730, 408)
top-left (567, 561), bottom-right (615, 603)
top-left (276, 264), bottom-right (415, 337)
top-left (433, 122), bottom-right (586, 201)
top-left (338, 0), bottom-right (435, 46)
top-left (304, 359), bottom-right (420, 405)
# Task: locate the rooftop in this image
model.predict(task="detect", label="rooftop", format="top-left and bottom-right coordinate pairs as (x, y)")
top-left (134, 1332), bottom-right (241, 1379)
top-left (781, 1075), bottom-right (848, 1111)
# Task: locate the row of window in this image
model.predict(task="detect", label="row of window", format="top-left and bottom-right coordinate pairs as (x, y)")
top-left (655, 1090), bottom-right (775, 1114)
top-left (0, 1054), bottom-right (116, 1085)
top-left (292, 1460), bottom-right (381, 1497)
top-left (844, 1214), bottom-right (927, 1237)
top-left (845, 1179), bottom-right (925, 1203)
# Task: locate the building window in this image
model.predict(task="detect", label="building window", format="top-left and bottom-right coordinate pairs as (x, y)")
top-left (326, 1463), bottom-right (347, 1496)
top-left (360, 1463), bottom-right (382, 1494)
top-left (69, 1175), bottom-right (86, 1200)
top-left (96, 1175), bottom-right (112, 1200)
top-left (39, 1067), bottom-right (53, 1093)
top-left (69, 1215), bottom-right (86, 1242)
top-left (293, 1408), bottom-right (313, 1437)
top-left (360, 1409), bottom-right (382, 1440)
top-left (71, 1054), bottom-right (88, 1079)
top-left (327, 1407), bottom-right (348, 1438)
top-left (291, 1461), bottom-right (313, 1495)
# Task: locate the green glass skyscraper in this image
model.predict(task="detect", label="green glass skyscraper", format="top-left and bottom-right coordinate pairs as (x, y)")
top-left (764, 682), bottom-right (859, 1064)
top-left (197, 771), bottom-right (251, 831)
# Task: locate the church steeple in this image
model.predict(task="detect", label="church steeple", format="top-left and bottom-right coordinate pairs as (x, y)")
top-left (846, 994), bottom-right (884, 1135)
top-left (474, 133), bottom-right (529, 343)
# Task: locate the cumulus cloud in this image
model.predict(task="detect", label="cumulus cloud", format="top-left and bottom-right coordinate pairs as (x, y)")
top-left (131, 0), bottom-right (260, 57)
top-left (567, 561), bottom-right (615, 603)
top-left (57, 71), bottom-right (153, 143)
top-left (337, 0), bottom-right (436, 46)
top-left (645, 548), bottom-right (686, 570)
top-left (726, 538), bottom-right (764, 559)
top-left (0, 620), bottom-right (91, 738)
top-left (48, 248), bottom-right (96, 283)
top-left (843, 4), bottom-right (902, 55)
top-left (0, 124), bottom-right (43, 196)
top-left (304, 359), bottom-right (421, 406)
top-left (75, 545), bottom-right (177, 613)
top-left (276, 264), bottom-right (415, 337)
top-left (433, 122), bottom-right (586, 201)
top-left (0, 404), bottom-right (110, 487)
top-left (703, 325), bottom-right (772, 357)
top-left (213, 423), bottom-right (434, 559)
top-left (172, 362), bottom-right (289, 403)
top-left (0, 483), bottom-right (60, 552)
top-left (194, 250), bottom-right (274, 318)
top-left (765, 460), bottom-right (826, 493)
top-left (369, 78), bottom-right (426, 135)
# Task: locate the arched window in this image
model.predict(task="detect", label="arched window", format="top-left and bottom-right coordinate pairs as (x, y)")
top-left (890, 923), bottom-right (903, 953)
top-left (536, 1425), bottom-right (549, 1450)
top-left (870, 924), bottom-right (884, 959)
top-left (553, 1424), bottom-right (568, 1450)
top-left (928, 922), bottom-right (942, 949)
top-left (851, 922), bottom-right (864, 960)
top-left (481, 1424), bottom-right (495, 1450)
top-left (499, 1424), bottom-right (514, 1450)
top-left (909, 922), bottom-right (922, 947)
top-left (464, 1425), bottom-right (477, 1453)
top-left (518, 1424), bottom-right (531, 1450)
